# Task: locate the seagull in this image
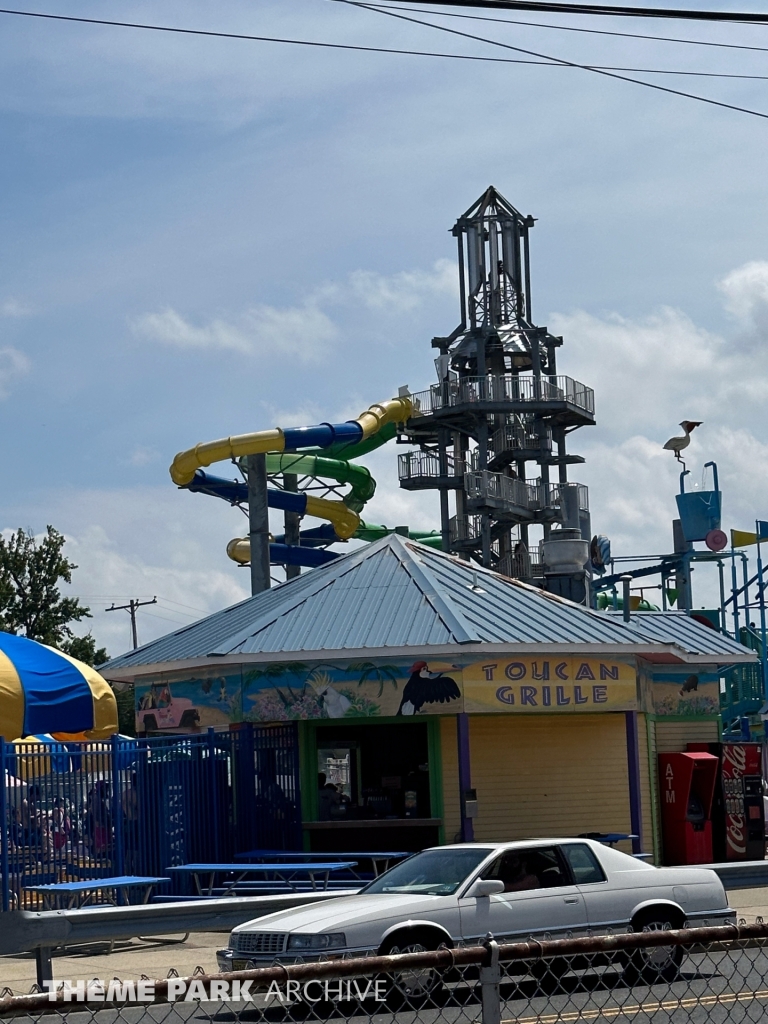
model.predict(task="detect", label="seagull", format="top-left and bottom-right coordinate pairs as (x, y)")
top-left (663, 421), bottom-right (702, 462)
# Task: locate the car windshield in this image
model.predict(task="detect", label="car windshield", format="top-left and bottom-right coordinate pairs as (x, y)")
top-left (361, 848), bottom-right (493, 896)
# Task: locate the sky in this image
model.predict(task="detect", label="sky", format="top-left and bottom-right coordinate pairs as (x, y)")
top-left (1, 0), bottom-right (768, 656)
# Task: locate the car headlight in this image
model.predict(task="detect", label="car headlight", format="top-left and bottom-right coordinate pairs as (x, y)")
top-left (287, 933), bottom-right (346, 950)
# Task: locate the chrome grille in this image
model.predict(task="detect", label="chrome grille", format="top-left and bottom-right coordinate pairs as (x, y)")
top-left (233, 932), bottom-right (287, 954)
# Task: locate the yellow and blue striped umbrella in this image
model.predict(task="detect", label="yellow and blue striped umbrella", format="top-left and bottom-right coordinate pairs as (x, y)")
top-left (0, 632), bottom-right (117, 742)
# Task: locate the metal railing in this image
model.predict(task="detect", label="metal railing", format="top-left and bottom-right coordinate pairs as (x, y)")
top-left (498, 549), bottom-right (544, 581)
top-left (4, 921), bottom-right (768, 1023)
top-left (464, 473), bottom-right (589, 517)
top-left (465, 471), bottom-right (533, 512)
top-left (409, 374), bottom-right (594, 417)
top-left (448, 515), bottom-right (484, 545)
top-left (397, 451), bottom-right (464, 483)
top-left (490, 422), bottom-right (552, 459)
top-left (1, 726), bottom-right (303, 911)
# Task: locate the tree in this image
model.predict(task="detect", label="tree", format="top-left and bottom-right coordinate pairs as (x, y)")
top-left (0, 526), bottom-right (108, 666)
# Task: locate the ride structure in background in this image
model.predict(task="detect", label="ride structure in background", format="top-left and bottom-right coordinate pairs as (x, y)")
top-left (395, 187), bottom-right (595, 604)
top-left (170, 398), bottom-right (441, 587)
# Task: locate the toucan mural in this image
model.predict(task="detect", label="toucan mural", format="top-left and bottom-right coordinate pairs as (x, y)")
top-left (397, 662), bottom-right (461, 716)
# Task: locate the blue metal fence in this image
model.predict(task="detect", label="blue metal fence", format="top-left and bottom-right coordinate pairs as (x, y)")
top-left (0, 724), bottom-right (302, 910)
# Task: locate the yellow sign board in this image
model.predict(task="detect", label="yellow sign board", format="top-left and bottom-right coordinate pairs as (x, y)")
top-left (462, 657), bottom-right (637, 713)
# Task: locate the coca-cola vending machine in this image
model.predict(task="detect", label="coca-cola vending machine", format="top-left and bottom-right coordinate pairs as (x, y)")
top-left (688, 743), bottom-right (765, 861)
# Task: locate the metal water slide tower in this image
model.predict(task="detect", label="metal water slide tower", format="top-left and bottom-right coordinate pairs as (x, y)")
top-left (398, 187), bottom-right (596, 602)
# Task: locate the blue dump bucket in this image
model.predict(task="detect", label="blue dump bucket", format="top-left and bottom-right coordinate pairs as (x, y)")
top-left (675, 462), bottom-right (721, 542)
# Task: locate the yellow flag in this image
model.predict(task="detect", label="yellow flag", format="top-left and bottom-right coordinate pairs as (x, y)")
top-left (731, 529), bottom-right (759, 547)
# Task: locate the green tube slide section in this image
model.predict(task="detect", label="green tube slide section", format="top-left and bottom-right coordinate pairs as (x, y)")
top-left (263, 453), bottom-right (375, 513)
top-left (356, 522), bottom-right (443, 549)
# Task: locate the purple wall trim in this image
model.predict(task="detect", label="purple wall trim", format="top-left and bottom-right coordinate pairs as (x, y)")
top-left (457, 712), bottom-right (474, 843)
top-left (625, 710), bottom-right (643, 854)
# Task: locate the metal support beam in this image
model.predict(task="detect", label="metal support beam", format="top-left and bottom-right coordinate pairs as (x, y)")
top-left (35, 946), bottom-right (52, 988)
top-left (247, 453), bottom-right (271, 595)
top-left (283, 473), bottom-right (301, 580)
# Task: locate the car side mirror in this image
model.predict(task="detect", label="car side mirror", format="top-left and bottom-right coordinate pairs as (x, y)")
top-left (466, 878), bottom-right (505, 897)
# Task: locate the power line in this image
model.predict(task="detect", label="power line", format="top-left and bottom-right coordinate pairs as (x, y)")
top-left (329, 0), bottom-right (768, 24)
top-left (1, 7), bottom-right (765, 107)
top-left (373, 1), bottom-right (768, 53)
top-left (338, 0), bottom-right (768, 119)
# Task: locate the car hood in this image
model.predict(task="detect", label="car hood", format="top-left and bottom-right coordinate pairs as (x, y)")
top-left (233, 892), bottom-right (449, 935)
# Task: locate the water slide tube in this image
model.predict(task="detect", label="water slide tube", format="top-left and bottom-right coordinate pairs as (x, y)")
top-left (170, 398), bottom-right (417, 567)
top-left (225, 524), bottom-right (444, 566)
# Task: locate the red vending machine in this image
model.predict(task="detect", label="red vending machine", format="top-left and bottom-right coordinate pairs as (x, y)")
top-left (658, 752), bottom-right (719, 865)
top-left (687, 743), bottom-right (765, 861)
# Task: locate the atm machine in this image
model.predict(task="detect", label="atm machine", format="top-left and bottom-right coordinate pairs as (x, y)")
top-left (658, 751), bottom-right (719, 865)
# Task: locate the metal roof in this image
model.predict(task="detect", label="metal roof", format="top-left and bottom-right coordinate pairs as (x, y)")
top-left (604, 610), bottom-right (751, 658)
top-left (103, 535), bottom-right (756, 676)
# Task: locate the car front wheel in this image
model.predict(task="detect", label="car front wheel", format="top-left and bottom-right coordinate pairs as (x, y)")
top-left (378, 929), bottom-right (447, 1005)
top-left (624, 911), bottom-right (684, 985)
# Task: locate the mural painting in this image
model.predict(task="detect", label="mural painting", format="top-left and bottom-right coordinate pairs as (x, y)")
top-left (134, 657), bottom-right (638, 729)
top-left (134, 660), bottom-right (463, 729)
top-left (645, 669), bottom-right (720, 717)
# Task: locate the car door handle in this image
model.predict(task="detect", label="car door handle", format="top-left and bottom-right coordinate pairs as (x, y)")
top-left (564, 897), bottom-right (579, 904)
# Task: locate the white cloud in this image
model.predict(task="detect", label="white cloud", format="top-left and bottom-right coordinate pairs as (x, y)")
top-left (718, 260), bottom-right (768, 340)
top-left (0, 347), bottom-right (30, 398)
top-left (1, 485), bottom-right (250, 657)
top-left (127, 446), bottom-right (160, 467)
top-left (1, 298), bottom-right (33, 317)
top-left (131, 258), bottom-right (456, 365)
top-left (544, 262), bottom-right (768, 607)
top-left (62, 524), bottom-right (248, 655)
top-left (330, 259), bottom-right (457, 312)
top-left (131, 303), bottom-right (337, 362)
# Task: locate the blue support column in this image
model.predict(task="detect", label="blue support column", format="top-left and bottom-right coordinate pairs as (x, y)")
top-left (111, 735), bottom-right (125, 894)
top-left (730, 548), bottom-right (740, 638)
top-left (756, 523), bottom-right (768, 700)
top-left (457, 713), bottom-right (474, 843)
top-left (208, 728), bottom-right (221, 861)
top-left (0, 738), bottom-right (8, 912)
top-left (625, 711), bottom-right (643, 855)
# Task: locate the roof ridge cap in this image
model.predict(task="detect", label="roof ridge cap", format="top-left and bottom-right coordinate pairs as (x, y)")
top-left (396, 541), bottom-right (482, 645)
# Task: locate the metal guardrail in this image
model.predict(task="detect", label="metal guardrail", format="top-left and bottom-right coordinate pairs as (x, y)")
top-left (464, 472), bottom-right (589, 517)
top-left (490, 422), bottom-right (552, 459)
top-left (397, 451), bottom-right (464, 483)
top-left (3, 922), bottom-right (768, 1021)
top-left (409, 373), bottom-right (595, 417)
top-left (0, 890), bottom-right (356, 987)
top-left (704, 860), bottom-right (768, 890)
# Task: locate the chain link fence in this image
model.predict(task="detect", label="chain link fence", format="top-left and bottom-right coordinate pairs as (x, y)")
top-left (3, 922), bottom-right (768, 1023)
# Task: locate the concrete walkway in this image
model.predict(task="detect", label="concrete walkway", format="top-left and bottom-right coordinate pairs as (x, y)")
top-left (2, 889), bottom-right (767, 996)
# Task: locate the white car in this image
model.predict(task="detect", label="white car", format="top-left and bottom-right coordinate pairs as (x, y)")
top-left (218, 839), bottom-right (733, 984)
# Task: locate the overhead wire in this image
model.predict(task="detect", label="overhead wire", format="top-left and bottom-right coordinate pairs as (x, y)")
top-left (0, 8), bottom-right (765, 106)
top-left (371, 1), bottom-right (768, 54)
top-left (334, 0), bottom-right (768, 119)
top-left (328, 0), bottom-right (768, 23)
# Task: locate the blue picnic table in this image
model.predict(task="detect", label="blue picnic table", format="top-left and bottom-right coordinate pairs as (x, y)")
top-left (24, 875), bottom-right (170, 910)
top-left (233, 850), bottom-right (409, 877)
top-left (165, 861), bottom-right (358, 897)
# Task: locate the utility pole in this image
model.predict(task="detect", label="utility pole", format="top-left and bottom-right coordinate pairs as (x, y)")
top-left (106, 597), bottom-right (157, 649)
